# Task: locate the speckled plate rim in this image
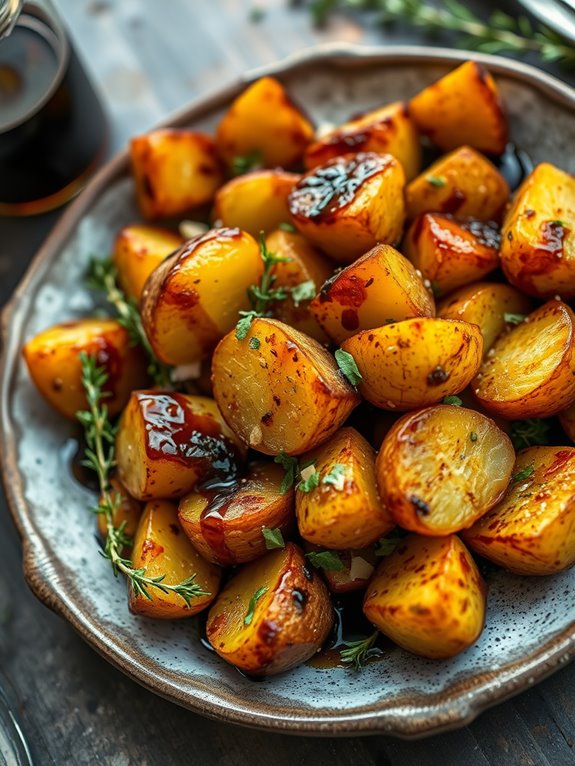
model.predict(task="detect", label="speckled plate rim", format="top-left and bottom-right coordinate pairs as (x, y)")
top-left (2, 43), bottom-right (575, 738)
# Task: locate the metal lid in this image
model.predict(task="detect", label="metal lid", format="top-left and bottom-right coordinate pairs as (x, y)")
top-left (0, 0), bottom-right (23, 39)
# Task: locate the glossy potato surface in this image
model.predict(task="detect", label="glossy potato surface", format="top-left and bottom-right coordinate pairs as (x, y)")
top-left (112, 225), bottom-right (183, 301)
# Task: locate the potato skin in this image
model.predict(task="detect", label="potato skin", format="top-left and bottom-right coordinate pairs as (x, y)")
top-left (308, 545), bottom-right (379, 594)
top-left (206, 543), bottom-right (333, 676)
top-left (363, 534), bottom-right (487, 659)
top-left (462, 447), bottom-right (575, 575)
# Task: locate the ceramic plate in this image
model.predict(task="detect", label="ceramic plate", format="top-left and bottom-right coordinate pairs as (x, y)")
top-left (2, 45), bottom-right (575, 737)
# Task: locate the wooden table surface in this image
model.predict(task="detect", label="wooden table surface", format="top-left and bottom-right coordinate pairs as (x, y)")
top-left (2, 1), bottom-right (575, 764)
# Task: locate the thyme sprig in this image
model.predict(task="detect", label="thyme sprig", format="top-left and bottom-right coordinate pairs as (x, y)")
top-left (340, 631), bottom-right (379, 670)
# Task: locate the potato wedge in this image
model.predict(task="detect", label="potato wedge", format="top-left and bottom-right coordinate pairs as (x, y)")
top-left (116, 391), bottom-right (245, 501)
top-left (408, 61), bottom-right (508, 154)
top-left (129, 500), bottom-right (221, 618)
top-left (500, 163), bottom-right (575, 298)
top-left (310, 244), bottom-right (434, 345)
top-left (141, 228), bottom-right (262, 365)
top-left (473, 300), bottom-right (575, 419)
top-left (288, 152), bottom-right (406, 263)
top-left (363, 534), bottom-right (487, 659)
top-left (206, 542), bottom-right (333, 676)
top-left (341, 318), bottom-right (482, 411)
top-left (462, 447), bottom-right (575, 575)
top-left (376, 405), bottom-right (515, 535)
top-left (212, 318), bottom-right (360, 455)
top-left (97, 477), bottom-right (141, 542)
top-left (130, 129), bottom-right (224, 219)
top-left (22, 318), bottom-right (149, 420)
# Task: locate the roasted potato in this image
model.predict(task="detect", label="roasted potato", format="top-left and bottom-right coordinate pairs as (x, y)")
top-left (22, 318), bottom-right (149, 420)
top-left (463, 447), bottom-right (575, 575)
top-left (129, 500), bottom-right (221, 618)
top-left (473, 300), bottom-right (575, 419)
top-left (500, 163), bottom-right (575, 298)
top-left (141, 228), bottom-right (262, 365)
top-left (376, 405), bottom-right (514, 535)
top-left (211, 317), bottom-right (360, 455)
top-left (305, 544), bottom-right (379, 594)
top-left (288, 152), bottom-right (406, 263)
top-left (116, 391), bottom-right (245, 501)
top-left (97, 477), bottom-right (141, 542)
top-left (310, 244), bottom-right (434, 345)
top-left (341, 318), bottom-right (482, 411)
top-left (206, 543), bottom-right (333, 676)
top-left (363, 534), bottom-right (487, 659)
top-left (405, 146), bottom-right (509, 222)
top-left (130, 129), bottom-right (224, 219)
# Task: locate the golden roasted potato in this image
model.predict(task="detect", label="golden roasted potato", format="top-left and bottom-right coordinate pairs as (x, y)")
top-left (212, 317), bottom-right (360, 455)
top-left (405, 146), bottom-right (509, 222)
top-left (130, 129), bottom-right (224, 219)
top-left (22, 318), bottom-right (149, 420)
top-left (141, 228), bottom-right (262, 365)
top-left (363, 534), bottom-right (487, 659)
top-left (116, 391), bottom-right (245, 501)
top-left (409, 61), bottom-right (508, 154)
top-left (129, 500), bottom-right (221, 618)
top-left (341, 318), bottom-right (482, 411)
top-left (112, 224), bottom-right (183, 301)
top-left (288, 152), bottom-right (406, 263)
top-left (560, 403), bottom-right (575, 442)
top-left (305, 544), bottom-right (379, 594)
top-left (310, 244), bottom-right (434, 344)
top-left (305, 101), bottom-right (421, 180)
top-left (500, 163), bottom-right (575, 298)
top-left (463, 447), bottom-right (575, 575)
top-left (178, 461), bottom-right (294, 565)
top-left (206, 542), bottom-right (333, 676)
top-left (215, 76), bottom-right (314, 170)
top-left (473, 300), bottom-right (575, 419)
top-left (403, 214), bottom-right (500, 296)
top-left (97, 477), bottom-right (142, 542)
top-left (376, 405), bottom-right (515, 535)
top-left (296, 427), bottom-right (394, 549)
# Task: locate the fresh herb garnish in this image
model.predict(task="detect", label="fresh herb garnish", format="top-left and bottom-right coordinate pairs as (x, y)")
top-left (298, 463), bottom-right (321, 493)
top-left (262, 527), bottom-right (285, 550)
top-left (426, 175), bottom-right (447, 188)
top-left (340, 631), bottom-right (379, 670)
top-left (509, 419), bottom-right (550, 450)
top-left (470, 431), bottom-right (478, 442)
top-left (244, 586), bottom-right (268, 625)
top-left (278, 221), bottom-right (297, 233)
top-left (335, 348), bottom-right (362, 386)
top-left (512, 464), bottom-right (535, 483)
top-left (249, 336), bottom-right (261, 350)
top-left (305, 550), bottom-right (344, 572)
top-left (322, 463), bottom-right (348, 491)
top-left (504, 312), bottom-right (526, 325)
top-left (443, 395), bottom-right (463, 406)
top-left (375, 531), bottom-right (403, 557)
top-left (291, 280), bottom-right (317, 307)
top-left (274, 452), bottom-right (299, 494)
top-left (232, 149), bottom-right (262, 176)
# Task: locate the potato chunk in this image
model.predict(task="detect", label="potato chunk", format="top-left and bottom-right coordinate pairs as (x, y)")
top-left (306, 545), bottom-right (379, 594)
top-left (500, 163), bottom-right (575, 298)
top-left (130, 129), bottom-right (223, 219)
top-left (473, 300), bottom-right (575, 419)
top-left (376, 405), bottom-right (515, 535)
top-left (288, 152), bottom-right (406, 263)
top-left (211, 318), bottom-right (360, 455)
top-left (206, 543), bottom-right (333, 676)
top-left (341, 318), bottom-right (482, 411)
top-left (363, 534), bottom-right (487, 659)
top-left (463, 447), bottom-right (575, 575)
top-left (129, 500), bottom-right (221, 618)
top-left (141, 228), bottom-right (262, 365)
top-left (310, 244), bottom-right (434, 345)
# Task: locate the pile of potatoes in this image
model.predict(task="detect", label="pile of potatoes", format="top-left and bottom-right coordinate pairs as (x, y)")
top-left (23, 61), bottom-right (575, 676)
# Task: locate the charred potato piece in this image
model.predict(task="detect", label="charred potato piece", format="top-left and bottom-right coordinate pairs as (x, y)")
top-left (141, 228), bottom-right (262, 365)
top-left (408, 61), bottom-right (508, 154)
top-left (206, 543), bottom-right (333, 676)
top-left (212, 318), bottom-right (360, 455)
top-left (377, 405), bottom-right (515, 535)
top-left (463, 447), bottom-right (575, 575)
top-left (363, 534), bottom-right (487, 659)
top-left (130, 129), bottom-right (224, 219)
top-left (500, 163), bottom-right (575, 298)
top-left (22, 318), bottom-right (149, 420)
top-left (289, 152), bottom-right (406, 263)
top-left (341, 318), bottom-right (482, 411)
top-left (129, 500), bottom-right (221, 618)
top-left (310, 244), bottom-right (434, 345)
top-left (473, 300), bottom-right (575, 419)
top-left (97, 477), bottom-right (141, 542)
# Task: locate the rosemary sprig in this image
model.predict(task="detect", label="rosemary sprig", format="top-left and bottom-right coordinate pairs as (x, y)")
top-left (340, 631), bottom-right (379, 670)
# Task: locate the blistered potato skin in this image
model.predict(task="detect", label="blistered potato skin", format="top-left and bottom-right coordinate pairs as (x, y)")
top-left (212, 317), bottom-right (360, 456)
top-left (129, 500), bottom-right (221, 618)
top-left (341, 318), bottom-right (482, 411)
top-left (363, 534), bottom-right (487, 659)
top-left (310, 244), bottom-right (434, 345)
top-left (500, 163), bottom-right (575, 298)
top-left (22, 319), bottom-right (149, 420)
top-left (141, 228), bottom-right (262, 365)
top-left (112, 225), bottom-right (183, 301)
top-left (97, 478), bottom-right (142, 542)
top-left (463, 447), bottom-right (575, 575)
top-left (206, 543), bottom-right (333, 676)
